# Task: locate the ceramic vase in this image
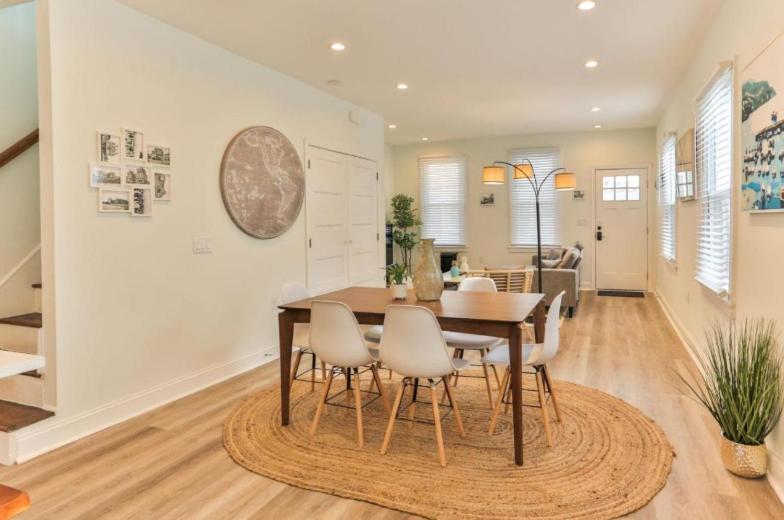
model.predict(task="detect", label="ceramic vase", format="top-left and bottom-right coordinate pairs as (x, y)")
top-left (413, 239), bottom-right (444, 301)
top-left (720, 435), bottom-right (768, 478)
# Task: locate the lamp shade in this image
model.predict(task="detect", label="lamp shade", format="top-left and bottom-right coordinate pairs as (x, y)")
top-left (512, 163), bottom-right (534, 179)
top-left (555, 171), bottom-right (577, 190)
top-left (482, 166), bottom-right (505, 185)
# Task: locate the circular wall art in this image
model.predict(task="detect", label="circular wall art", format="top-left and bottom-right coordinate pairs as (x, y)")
top-left (219, 126), bottom-right (305, 239)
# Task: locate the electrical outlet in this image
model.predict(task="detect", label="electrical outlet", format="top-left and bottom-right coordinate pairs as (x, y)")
top-left (193, 237), bottom-right (212, 254)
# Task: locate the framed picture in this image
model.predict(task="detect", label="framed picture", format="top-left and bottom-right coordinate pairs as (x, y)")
top-left (89, 163), bottom-right (122, 188)
top-left (98, 188), bottom-right (131, 213)
top-left (153, 172), bottom-right (172, 201)
top-left (122, 128), bottom-right (145, 162)
top-left (480, 192), bottom-right (495, 206)
top-left (676, 128), bottom-right (696, 201)
top-left (147, 144), bottom-right (171, 167)
top-left (124, 164), bottom-right (151, 185)
top-left (97, 132), bottom-right (121, 163)
top-left (131, 187), bottom-right (152, 217)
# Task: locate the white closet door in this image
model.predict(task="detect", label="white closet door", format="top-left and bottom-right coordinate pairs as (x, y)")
top-left (348, 157), bottom-right (379, 286)
top-left (306, 148), bottom-right (349, 294)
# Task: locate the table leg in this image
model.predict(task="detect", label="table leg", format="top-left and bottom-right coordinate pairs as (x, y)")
top-left (533, 300), bottom-right (546, 343)
top-left (508, 322), bottom-right (523, 466)
top-left (279, 310), bottom-right (294, 426)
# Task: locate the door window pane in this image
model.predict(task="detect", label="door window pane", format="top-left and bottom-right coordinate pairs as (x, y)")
top-left (615, 189), bottom-right (627, 201)
top-left (615, 176), bottom-right (627, 188)
top-left (628, 188), bottom-right (640, 201)
top-left (603, 177), bottom-right (614, 188)
top-left (627, 175), bottom-right (640, 188)
top-left (602, 189), bottom-right (615, 201)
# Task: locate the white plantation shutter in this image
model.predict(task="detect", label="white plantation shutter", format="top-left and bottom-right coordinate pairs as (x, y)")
top-left (658, 135), bottom-right (677, 261)
top-left (509, 148), bottom-right (560, 247)
top-left (695, 65), bottom-right (733, 296)
top-left (419, 156), bottom-right (467, 247)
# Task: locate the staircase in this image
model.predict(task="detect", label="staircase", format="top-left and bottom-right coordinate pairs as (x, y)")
top-left (0, 285), bottom-right (44, 408)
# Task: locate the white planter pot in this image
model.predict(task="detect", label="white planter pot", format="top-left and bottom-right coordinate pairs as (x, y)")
top-left (392, 284), bottom-right (407, 300)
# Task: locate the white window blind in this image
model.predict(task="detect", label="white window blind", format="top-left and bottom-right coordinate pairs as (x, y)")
top-left (419, 156), bottom-right (467, 247)
top-left (695, 65), bottom-right (733, 296)
top-left (509, 148), bottom-right (560, 247)
top-left (658, 135), bottom-right (677, 261)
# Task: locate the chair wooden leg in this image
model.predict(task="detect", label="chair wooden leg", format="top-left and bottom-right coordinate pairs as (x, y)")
top-left (542, 364), bottom-right (562, 422)
top-left (290, 349), bottom-right (303, 391)
top-left (310, 369), bottom-right (334, 436)
top-left (430, 382), bottom-right (447, 467)
top-left (535, 369), bottom-right (553, 447)
top-left (442, 376), bottom-right (465, 437)
top-left (488, 367), bottom-right (510, 435)
top-left (320, 361), bottom-right (327, 382)
top-left (371, 364), bottom-right (391, 414)
top-left (480, 361), bottom-right (494, 409)
top-left (353, 368), bottom-right (364, 448)
top-left (380, 380), bottom-right (406, 455)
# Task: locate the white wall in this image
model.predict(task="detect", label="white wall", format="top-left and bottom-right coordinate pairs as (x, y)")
top-left (654, 0), bottom-right (784, 496)
top-left (22, 0), bottom-right (383, 459)
top-left (0, 2), bottom-right (41, 318)
top-left (390, 129), bottom-right (656, 288)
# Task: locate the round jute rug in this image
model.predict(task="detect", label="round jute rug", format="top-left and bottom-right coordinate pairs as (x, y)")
top-left (224, 374), bottom-right (674, 520)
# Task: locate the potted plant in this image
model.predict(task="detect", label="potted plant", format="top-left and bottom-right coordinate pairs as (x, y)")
top-left (390, 194), bottom-right (422, 278)
top-left (386, 263), bottom-right (408, 300)
top-left (680, 319), bottom-right (783, 478)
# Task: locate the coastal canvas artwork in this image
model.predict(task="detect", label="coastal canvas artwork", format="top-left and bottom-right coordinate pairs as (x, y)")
top-left (741, 33), bottom-right (784, 211)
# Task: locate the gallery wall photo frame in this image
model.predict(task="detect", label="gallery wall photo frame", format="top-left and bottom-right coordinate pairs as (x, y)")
top-left (98, 187), bottom-right (131, 213)
top-left (147, 144), bottom-right (171, 168)
top-left (122, 128), bottom-right (145, 162)
top-left (97, 131), bottom-right (121, 164)
top-left (676, 128), bottom-right (696, 201)
top-left (131, 187), bottom-right (153, 217)
top-left (89, 163), bottom-right (123, 188)
top-left (153, 171), bottom-right (172, 201)
top-left (123, 164), bottom-right (152, 186)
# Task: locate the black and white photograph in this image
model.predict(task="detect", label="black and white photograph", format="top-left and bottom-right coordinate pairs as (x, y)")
top-left (98, 188), bottom-right (130, 213)
top-left (124, 165), bottom-right (151, 185)
top-left (97, 132), bottom-right (121, 163)
top-left (131, 187), bottom-right (153, 217)
top-left (147, 144), bottom-right (171, 167)
top-left (480, 192), bottom-right (495, 206)
top-left (122, 128), bottom-right (144, 161)
top-left (154, 172), bottom-right (172, 201)
top-left (89, 163), bottom-right (122, 188)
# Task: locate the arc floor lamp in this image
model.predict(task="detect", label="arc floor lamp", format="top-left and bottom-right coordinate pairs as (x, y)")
top-left (482, 160), bottom-right (576, 294)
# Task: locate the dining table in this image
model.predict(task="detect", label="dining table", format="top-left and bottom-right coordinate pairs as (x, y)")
top-left (277, 286), bottom-right (546, 466)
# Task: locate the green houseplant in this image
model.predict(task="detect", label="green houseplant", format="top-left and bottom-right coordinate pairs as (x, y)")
top-left (390, 194), bottom-right (422, 277)
top-left (680, 319), bottom-right (783, 478)
top-left (385, 263), bottom-right (408, 300)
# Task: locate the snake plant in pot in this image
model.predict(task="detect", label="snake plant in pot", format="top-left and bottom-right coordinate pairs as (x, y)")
top-left (680, 319), bottom-right (783, 478)
top-left (386, 263), bottom-right (408, 300)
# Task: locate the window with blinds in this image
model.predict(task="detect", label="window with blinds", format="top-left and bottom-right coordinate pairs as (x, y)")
top-left (658, 135), bottom-right (677, 261)
top-left (509, 148), bottom-right (560, 247)
top-left (419, 156), bottom-right (467, 247)
top-left (695, 64), bottom-right (733, 296)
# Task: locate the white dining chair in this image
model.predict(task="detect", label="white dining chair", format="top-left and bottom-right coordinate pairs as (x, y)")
top-left (282, 282), bottom-right (327, 392)
top-left (379, 305), bottom-right (468, 466)
top-left (482, 291), bottom-right (565, 447)
top-left (308, 300), bottom-right (390, 448)
top-left (442, 276), bottom-right (504, 408)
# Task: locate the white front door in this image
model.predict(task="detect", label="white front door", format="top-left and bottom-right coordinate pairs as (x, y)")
top-left (595, 168), bottom-right (648, 291)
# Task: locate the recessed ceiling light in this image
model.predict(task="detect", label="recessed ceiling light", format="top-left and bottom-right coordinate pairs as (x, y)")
top-left (585, 60), bottom-right (599, 69)
top-left (388, 124), bottom-right (397, 129)
top-left (330, 42), bottom-right (346, 51)
top-left (397, 83), bottom-right (409, 90)
top-left (591, 107), bottom-right (601, 112)
top-left (421, 137), bottom-right (429, 141)
top-left (594, 124), bottom-right (602, 129)
top-left (577, 1), bottom-right (596, 11)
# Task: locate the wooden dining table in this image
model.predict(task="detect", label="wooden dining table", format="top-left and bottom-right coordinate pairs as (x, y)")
top-left (277, 286), bottom-right (546, 466)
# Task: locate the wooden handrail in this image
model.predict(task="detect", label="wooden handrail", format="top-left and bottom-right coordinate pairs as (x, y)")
top-left (0, 129), bottom-right (39, 169)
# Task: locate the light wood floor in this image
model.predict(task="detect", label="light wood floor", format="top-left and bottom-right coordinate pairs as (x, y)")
top-left (1, 292), bottom-right (782, 519)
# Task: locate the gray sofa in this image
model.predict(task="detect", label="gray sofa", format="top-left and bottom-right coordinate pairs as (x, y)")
top-left (531, 246), bottom-right (582, 318)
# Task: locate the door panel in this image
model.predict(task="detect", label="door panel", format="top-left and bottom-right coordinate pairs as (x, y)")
top-left (595, 168), bottom-right (648, 291)
top-left (348, 157), bottom-right (379, 286)
top-left (306, 148), bottom-right (348, 294)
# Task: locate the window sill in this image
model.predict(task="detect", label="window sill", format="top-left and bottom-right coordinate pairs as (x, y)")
top-left (508, 245), bottom-right (562, 253)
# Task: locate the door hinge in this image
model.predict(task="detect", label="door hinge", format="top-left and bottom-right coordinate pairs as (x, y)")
top-left (376, 232), bottom-right (380, 241)
top-left (376, 171), bottom-right (379, 180)
top-left (308, 159), bottom-right (311, 169)
top-left (308, 238), bottom-right (312, 248)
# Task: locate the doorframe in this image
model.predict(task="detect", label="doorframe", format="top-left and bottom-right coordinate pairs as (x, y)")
top-left (591, 164), bottom-right (653, 292)
top-left (303, 142), bottom-right (383, 292)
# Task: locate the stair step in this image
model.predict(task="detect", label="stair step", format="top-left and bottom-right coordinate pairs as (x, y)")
top-left (0, 400), bottom-right (52, 432)
top-left (0, 313), bottom-right (41, 329)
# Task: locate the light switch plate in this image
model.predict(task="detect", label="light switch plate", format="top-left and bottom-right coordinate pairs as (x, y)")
top-left (193, 237), bottom-right (212, 254)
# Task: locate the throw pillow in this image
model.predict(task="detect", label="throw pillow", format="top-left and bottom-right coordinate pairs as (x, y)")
top-left (557, 247), bottom-right (581, 269)
top-left (547, 248), bottom-right (563, 260)
top-left (541, 259), bottom-right (560, 268)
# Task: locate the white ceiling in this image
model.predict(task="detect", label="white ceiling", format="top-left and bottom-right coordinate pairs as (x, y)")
top-left (119, 0), bottom-right (720, 144)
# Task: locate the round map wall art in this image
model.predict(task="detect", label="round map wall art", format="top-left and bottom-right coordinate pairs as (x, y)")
top-left (220, 126), bottom-right (305, 238)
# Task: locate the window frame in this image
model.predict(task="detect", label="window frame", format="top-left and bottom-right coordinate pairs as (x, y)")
top-left (658, 133), bottom-right (678, 263)
top-left (418, 154), bottom-right (468, 248)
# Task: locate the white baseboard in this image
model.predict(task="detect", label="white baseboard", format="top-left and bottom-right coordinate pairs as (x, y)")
top-left (652, 290), bottom-right (702, 369)
top-left (11, 346), bottom-right (278, 464)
